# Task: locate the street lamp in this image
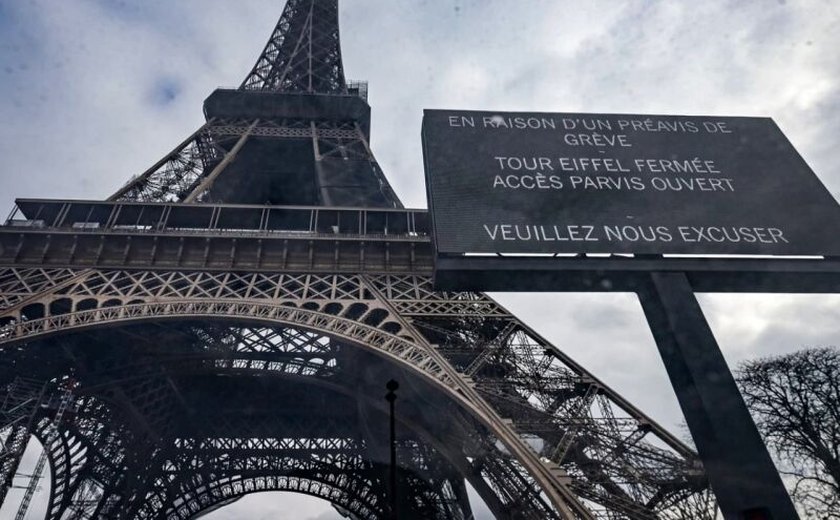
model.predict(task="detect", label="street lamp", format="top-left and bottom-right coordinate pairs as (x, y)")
top-left (385, 379), bottom-right (399, 519)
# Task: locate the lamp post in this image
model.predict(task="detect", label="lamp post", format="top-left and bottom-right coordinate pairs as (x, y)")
top-left (385, 379), bottom-right (399, 520)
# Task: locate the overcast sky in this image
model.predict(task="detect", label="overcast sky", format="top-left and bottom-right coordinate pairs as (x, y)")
top-left (1, 0), bottom-right (840, 518)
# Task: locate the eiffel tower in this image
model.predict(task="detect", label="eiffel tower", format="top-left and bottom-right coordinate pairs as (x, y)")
top-left (0, 1), bottom-right (715, 518)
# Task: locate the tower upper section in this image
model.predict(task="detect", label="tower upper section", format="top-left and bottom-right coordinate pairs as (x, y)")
top-left (240, 0), bottom-right (347, 94)
top-left (110, 0), bottom-right (401, 208)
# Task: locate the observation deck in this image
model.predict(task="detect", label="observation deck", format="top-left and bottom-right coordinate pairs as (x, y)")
top-left (1, 199), bottom-right (431, 273)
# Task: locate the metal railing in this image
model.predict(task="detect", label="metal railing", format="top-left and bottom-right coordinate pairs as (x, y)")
top-left (4, 199), bottom-right (430, 241)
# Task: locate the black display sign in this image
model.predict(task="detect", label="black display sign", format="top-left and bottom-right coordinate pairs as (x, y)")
top-left (422, 110), bottom-right (840, 256)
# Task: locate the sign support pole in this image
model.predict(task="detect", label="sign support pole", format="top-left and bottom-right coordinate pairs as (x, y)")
top-left (637, 271), bottom-right (798, 520)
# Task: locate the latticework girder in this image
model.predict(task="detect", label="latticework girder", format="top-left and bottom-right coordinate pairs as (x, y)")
top-left (0, 267), bottom-right (712, 518)
top-left (241, 0), bottom-right (347, 94)
top-left (4, 326), bottom-right (502, 519)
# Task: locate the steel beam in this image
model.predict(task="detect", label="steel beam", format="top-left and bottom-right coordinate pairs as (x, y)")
top-left (434, 254), bottom-right (840, 293)
top-left (637, 272), bottom-right (798, 520)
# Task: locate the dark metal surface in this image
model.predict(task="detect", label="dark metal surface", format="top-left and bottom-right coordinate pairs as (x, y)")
top-left (434, 254), bottom-right (840, 293)
top-left (638, 273), bottom-right (799, 519)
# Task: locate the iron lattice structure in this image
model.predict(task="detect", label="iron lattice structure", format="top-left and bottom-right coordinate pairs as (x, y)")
top-left (0, 1), bottom-right (717, 518)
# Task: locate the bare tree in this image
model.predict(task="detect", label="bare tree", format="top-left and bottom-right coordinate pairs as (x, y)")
top-left (660, 488), bottom-right (720, 520)
top-left (737, 347), bottom-right (840, 518)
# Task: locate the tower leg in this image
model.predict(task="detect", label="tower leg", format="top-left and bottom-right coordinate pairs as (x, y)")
top-left (637, 271), bottom-right (798, 520)
top-left (0, 378), bottom-right (48, 508)
top-left (451, 476), bottom-right (474, 520)
top-left (0, 425), bottom-right (29, 505)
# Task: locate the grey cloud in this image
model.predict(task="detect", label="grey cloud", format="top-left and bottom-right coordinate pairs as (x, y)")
top-left (700, 294), bottom-right (840, 366)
